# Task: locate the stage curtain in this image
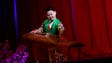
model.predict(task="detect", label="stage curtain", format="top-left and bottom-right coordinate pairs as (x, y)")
top-left (17, 0), bottom-right (112, 60)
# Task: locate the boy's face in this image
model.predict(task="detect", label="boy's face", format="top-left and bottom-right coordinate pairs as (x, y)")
top-left (47, 10), bottom-right (56, 21)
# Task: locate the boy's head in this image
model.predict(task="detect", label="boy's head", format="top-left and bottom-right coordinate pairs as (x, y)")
top-left (46, 7), bottom-right (56, 21)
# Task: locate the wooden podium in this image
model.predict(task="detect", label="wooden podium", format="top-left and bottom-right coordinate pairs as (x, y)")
top-left (22, 33), bottom-right (85, 63)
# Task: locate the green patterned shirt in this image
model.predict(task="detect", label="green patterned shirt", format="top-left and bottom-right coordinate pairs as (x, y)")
top-left (43, 18), bottom-right (63, 35)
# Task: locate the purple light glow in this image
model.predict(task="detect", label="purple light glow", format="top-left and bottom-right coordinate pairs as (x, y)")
top-left (14, 0), bottom-right (18, 41)
top-left (71, 0), bottom-right (75, 27)
top-left (70, 0), bottom-right (76, 39)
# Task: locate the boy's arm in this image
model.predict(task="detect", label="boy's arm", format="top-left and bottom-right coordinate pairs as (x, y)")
top-left (58, 23), bottom-right (65, 38)
top-left (30, 22), bottom-right (44, 34)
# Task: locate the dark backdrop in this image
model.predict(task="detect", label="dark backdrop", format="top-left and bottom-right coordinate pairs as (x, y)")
top-left (0, 0), bottom-right (16, 49)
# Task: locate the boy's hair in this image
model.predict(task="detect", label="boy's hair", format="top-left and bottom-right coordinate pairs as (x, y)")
top-left (45, 7), bottom-right (55, 12)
